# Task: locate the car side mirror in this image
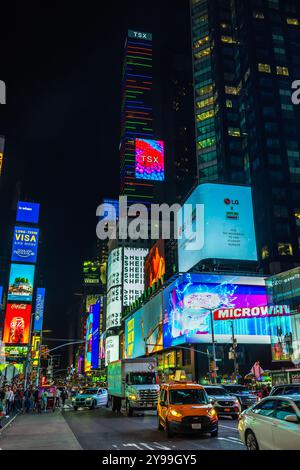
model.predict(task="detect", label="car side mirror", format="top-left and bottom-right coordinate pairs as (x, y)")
top-left (209, 398), bottom-right (215, 404)
top-left (160, 401), bottom-right (167, 407)
top-left (284, 415), bottom-right (299, 423)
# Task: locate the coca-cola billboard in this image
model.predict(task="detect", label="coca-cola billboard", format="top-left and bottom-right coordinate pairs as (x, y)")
top-left (2, 303), bottom-right (32, 344)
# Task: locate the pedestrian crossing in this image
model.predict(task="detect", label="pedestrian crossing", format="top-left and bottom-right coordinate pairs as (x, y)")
top-left (111, 442), bottom-right (176, 450)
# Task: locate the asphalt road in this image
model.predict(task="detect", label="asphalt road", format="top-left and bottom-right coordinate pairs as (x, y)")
top-left (62, 406), bottom-right (245, 450)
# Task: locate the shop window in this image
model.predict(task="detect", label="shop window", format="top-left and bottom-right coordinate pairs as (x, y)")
top-left (278, 243), bottom-right (293, 256)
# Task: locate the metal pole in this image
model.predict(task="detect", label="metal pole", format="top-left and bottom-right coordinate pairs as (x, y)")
top-left (210, 309), bottom-right (217, 384)
top-left (231, 321), bottom-right (238, 379)
top-left (35, 333), bottom-right (43, 387)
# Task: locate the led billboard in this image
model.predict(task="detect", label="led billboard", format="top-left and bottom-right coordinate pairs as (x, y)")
top-left (85, 295), bottom-right (100, 314)
top-left (8, 264), bottom-right (35, 302)
top-left (123, 248), bottom-right (148, 307)
top-left (91, 300), bottom-right (101, 369)
top-left (106, 286), bottom-right (122, 329)
top-left (83, 260), bottom-right (106, 285)
top-left (0, 286), bottom-right (3, 306)
top-left (269, 315), bottom-right (293, 362)
top-left (125, 292), bottom-right (163, 359)
top-left (16, 201), bottom-right (40, 224)
top-left (11, 226), bottom-right (39, 263)
top-left (135, 139), bottom-right (164, 181)
top-left (105, 335), bottom-right (119, 366)
top-left (144, 240), bottom-right (165, 289)
top-left (162, 273), bottom-right (279, 347)
top-left (107, 248), bottom-right (122, 291)
top-left (3, 303), bottom-right (32, 344)
top-left (177, 183), bottom-right (258, 273)
top-left (84, 313), bottom-right (93, 373)
top-left (33, 288), bottom-right (45, 332)
top-left (0, 136), bottom-right (5, 176)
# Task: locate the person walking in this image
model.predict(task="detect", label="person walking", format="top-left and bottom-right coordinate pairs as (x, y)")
top-left (24, 387), bottom-right (32, 413)
top-left (33, 388), bottom-right (41, 413)
top-left (54, 387), bottom-right (60, 407)
top-left (41, 390), bottom-right (48, 413)
top-left (61, 388), bottom-right (68, 408)
top-left (5, 386), bottom-right (14, 418)
top-left (14, 387), bottom-right (23, 412)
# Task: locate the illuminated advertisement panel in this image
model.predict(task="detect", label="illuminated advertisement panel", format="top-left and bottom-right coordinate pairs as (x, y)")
top-left (135, 139), bottom-right (164, 181)
top-left (33, 288), bottom-right (45, 332)
top-left (162, 273), bottom-right (282, 347)
top-left (125, 292), bottom-right (163, 359)
top-left (99, 333), bottom-right (105, 360)
top-left (105, 335), bottom-right (119, 366)
top-left (0, 286), bottom-right (3, 306)
top-left (84, 313), bottom-right (93, 373)
top-left (16, 201), bottom-right (40, 224)
top-left (106, 286), bottom-right (122, 329)
top-left (86, 295), bottom-right (100, 314)
top-left (11, 226), bottom-right (39, 263)
top-left (123, 247), bottom-right (148, 307)
top-left (0, 152), bottom-right (3, 176)
top-left (269, 315), bottom-right (293, 362)
top-left (144, 240), bottom-right (165, 289)
top-left (3, 303), bottom-right (32, 344)
top-left (83, 260), bottom-right (106, 285)
top-left (91, 300), bottom-right (101, 369)
top-left (0, 136), bottom-right (5, 176)
top-left (31, 335), bottom-right (41, 367)
top-left (107, 248), bottom-right (122, 291)
top-left (8, 264), bottom-right (35, 302)
top-left (177, 183), bottom-right (258, 273)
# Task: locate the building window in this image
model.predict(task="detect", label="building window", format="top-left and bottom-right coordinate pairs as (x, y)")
top-left (258, 63), bottom-right (271, 73)
top-left (253, 11), bottom-right (265, 19)
top-left (287, 18), bottom-right (299, 26)
top-left (228, 127), bottom-right (241, 137)
top-left (278, 243), bottom-right (293, 256)
top-left (221, 35), bottom-right (238, 44)
top-left (226, 99), bottom-right (233, 108)
top-left (261, 246), bottom-right (269, 260)
top-left (225, 85), bottom-right (241, 95)
top-left (295, 210), bottom-right (300, 226)
top-left (276, 66), bottom-right (289, 76)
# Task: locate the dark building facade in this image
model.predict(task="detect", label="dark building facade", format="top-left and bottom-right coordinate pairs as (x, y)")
top-left (191, 0), bottom-right (300, 275)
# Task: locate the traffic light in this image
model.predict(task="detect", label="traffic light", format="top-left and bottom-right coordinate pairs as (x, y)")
top-left (41, 346), bottom-right (49, 358)
top-left (210, 361), bottom-right (216, 372)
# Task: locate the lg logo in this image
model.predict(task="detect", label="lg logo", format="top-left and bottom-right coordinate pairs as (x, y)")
top-left (224, 198), bottom-right (239, 205)
top-left (0, 80), bottom-right (6, 104)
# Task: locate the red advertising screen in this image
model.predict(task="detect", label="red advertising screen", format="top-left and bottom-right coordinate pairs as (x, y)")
top-left (144, 240), bottom-right (165, 289)
top-left (3, 303), bottom-right (32, 344)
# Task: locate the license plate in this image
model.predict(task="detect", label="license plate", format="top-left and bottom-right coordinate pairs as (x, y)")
top-left (192, 423), bottom-right (202, 430)
top-left (224, 408), bottom-right (231, 412)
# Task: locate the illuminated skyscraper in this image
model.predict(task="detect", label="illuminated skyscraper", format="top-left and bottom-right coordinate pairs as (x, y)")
top-left (119, 30), bottom-right (156, 205)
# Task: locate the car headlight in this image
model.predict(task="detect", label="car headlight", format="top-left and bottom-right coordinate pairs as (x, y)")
top-left (234, 400), bottom-right (240, 407)
top-left (128, 394), bottom-right (138, 401)
top-left (170, 409), bottom-right (182, 418)
top-left (208, 408), bottom-right (217, 418)
top-left (86, 398), bottom-right (92, 402)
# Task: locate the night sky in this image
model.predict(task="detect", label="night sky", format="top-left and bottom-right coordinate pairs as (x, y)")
top-left (0, 1), bottom-right (190, 343)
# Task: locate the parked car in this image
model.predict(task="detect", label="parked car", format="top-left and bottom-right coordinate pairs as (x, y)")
top-left (238, 395), bottom-right (300, 450)
top-left (72, 387), bottom-right (108, 410)
top-left (157, 382), bottom-right (218, 438)
top-left (222, 384), bottom-right (258, 410)
top-left (269, 383), bottom-right (300, 397)
top-left (203, 386), bottom-right (241, 419)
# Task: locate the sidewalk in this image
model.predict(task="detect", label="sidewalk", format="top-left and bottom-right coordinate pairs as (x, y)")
top-left (0, 409), bottom-right (82, 450)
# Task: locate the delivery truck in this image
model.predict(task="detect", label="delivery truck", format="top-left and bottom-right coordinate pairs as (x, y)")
top-left (107, 357), bottom-right (159, 416)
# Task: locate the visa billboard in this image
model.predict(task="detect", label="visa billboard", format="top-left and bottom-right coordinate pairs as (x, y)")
top-left (11, 226), bottom-right (39, 263)
top-left (177, 183), bottom-right (258, 273)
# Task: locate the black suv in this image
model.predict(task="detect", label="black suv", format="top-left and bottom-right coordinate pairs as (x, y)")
top-left (222, 384), bottom-right (257, 410)
top-left (269, 383), bottom-right (300, 396)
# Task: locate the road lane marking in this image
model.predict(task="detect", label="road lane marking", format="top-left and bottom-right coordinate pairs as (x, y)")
top-left (152, 442), bottom-right (172, 450)
top-left (217, 437), bottom-right (244, 446)
top-left (123, 443), bottom-right (145, 450)
top-left (139, 443), bottom-right (155, 450)
top-left (219, 424), bottom-right (239, 431)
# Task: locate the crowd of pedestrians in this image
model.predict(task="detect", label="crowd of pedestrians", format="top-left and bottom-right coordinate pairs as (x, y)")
top-left (0, 380), bottom-right (70, 428)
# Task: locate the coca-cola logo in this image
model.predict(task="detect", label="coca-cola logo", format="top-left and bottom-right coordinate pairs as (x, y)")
top-left (11, 303), bottom-right (27, 310)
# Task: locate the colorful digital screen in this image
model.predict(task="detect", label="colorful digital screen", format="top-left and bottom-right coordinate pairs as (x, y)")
top-left (144, 240), bottom-right (165, 289)
top-left (269, 315), bottom-right (293, 362)
top-left (3, 303), bottom-right (32, 344)
top-left (177, 183), bottom-right (258, 273)
top-left (91, 300), bottom-right (101, 370)
top-left (84, 313), bottom-right (93, 373)
top-left (105, 335), bottom-right (119, 366)
top-left (125, 293), bottom-right (163, 359)
top-left (33, 288), bottom-right (45, 332)
top-left (16, 201), bottom-right (40, 224)
top-left (85, 295), bottom-right (100, 314)
top-left (8, 264), bottom-right (35, 302)
top-left (4, 346), bottom-right (28, 361)
top-left (0, 286), bottom-right (3, 306)
top-left (163, 273), bottom-right (276, 348)
top-left (11, 226), bottom-right (39, 263)
top-left (83, 260), bottom-right (106, 285)
top-left (135, 139), bottom-right (164, 181)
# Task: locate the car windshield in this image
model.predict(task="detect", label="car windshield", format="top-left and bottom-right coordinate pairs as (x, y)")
top-left (81, 389), bottom-right (97, 395)
top-left (169, 389), bottom-right (208, 405)
top-left (129, 372), bottom-right (156, 385)
top-left (205, 387), bottom-right (229, 396)
top-left (283, 386), bottom-right (300, 395)
top-left (224, 386), bottom-right (249, 394)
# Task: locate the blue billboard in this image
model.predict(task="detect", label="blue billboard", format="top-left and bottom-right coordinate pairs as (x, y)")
top-left (33, 288), bottom-right (46, 332)
top-left (162, 273), bottom-right (290, 347)
top-left (177, 183), bottom-right (258, 273)
top-left (125, 293), bottom-right (163, 359)
top-left (16, 201), bottom-right (40, 224)
top-left (8, 263), bottom-right (35, 302)
top-left (11, 226), bottom-right (39, 263)
top-left (0, 286), bottom-right (3, 306)
top-left (91, 300), bottom-right (101, 369)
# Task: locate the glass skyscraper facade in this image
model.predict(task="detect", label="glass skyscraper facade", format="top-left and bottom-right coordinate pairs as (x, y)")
top-left (191, 0), bottom-right (300, 274)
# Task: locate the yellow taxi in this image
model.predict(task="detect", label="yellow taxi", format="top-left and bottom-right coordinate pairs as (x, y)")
top-left (157, 382), bottom-right (218, 438)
